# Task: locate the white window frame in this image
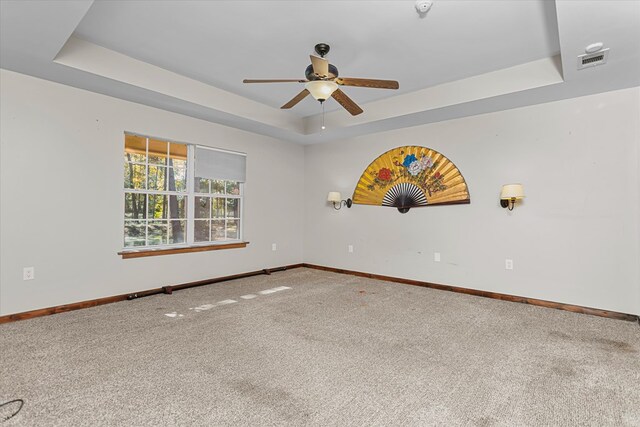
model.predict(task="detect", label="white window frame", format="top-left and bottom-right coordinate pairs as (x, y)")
top-left (123, 133), bottom-right (244, 250)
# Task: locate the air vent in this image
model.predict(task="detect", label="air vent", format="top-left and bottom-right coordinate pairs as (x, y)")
top-left (577, 48), bottom-right (609, 70)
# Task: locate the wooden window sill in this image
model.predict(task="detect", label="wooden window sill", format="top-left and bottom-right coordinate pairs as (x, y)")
top-left (118, 242), bottom-right (249, 259)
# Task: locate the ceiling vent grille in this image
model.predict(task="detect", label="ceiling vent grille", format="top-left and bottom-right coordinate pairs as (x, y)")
top-left (577, 48), bottom-right (609, 70)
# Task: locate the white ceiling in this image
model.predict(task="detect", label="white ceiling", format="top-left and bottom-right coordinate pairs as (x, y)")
top-left (1, 1), bottom-right (639, 145)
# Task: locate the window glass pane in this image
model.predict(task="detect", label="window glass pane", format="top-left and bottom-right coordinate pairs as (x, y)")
top-left (211, 180), bottom-right (225, 194)
top-left (226, 219), bottom-right (239, 240)
top-left (169, 164), bottom-right (187, 192)
top-left (125, 193), bottom-right (146, 219)
top-left (169, 195), bottom-right (186, 219)
top-left (212, 198), bottom-right (225, 218)
top-left (148, 221), bottom-right (168, 246)
top-left (148, 165), bottom-right (167, 191)
top-left (124, 163), bottom-right (146, 189)
top-left (124, 135), bottom-right (146, 163)
top-left (124, 220), bottom-right (146, 247)
top-left (169, 143), bottom-right (187, 170)
top-left (195, 177), bottom-right (210, 193)
top-left (226, 199), bottom-right (239, 218)
top-left (194, 219), bottom-right (210, 242)
top-left (226, 181), bottom-right (240, 195)
top-left (169, 220), bottom-right (186, 244)
top-left (195, 197), bottom-right (210, 218)
top-left (148, 139), bottom-right (168, 165)
top-left (148, 194), bottom-right (167, 219)
top-left (212, 220), bottom-right (226, 241)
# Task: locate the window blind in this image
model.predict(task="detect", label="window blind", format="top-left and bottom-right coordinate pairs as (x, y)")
top-left (195, 146), bottom-right (246, 182)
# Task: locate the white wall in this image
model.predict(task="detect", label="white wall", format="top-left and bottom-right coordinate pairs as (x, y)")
top-left (0, 70), bottom-right (304, 316)
top-left (304, 87), bottom-right (640, 315)
top-left (2, 69), bottom-right (639, 317)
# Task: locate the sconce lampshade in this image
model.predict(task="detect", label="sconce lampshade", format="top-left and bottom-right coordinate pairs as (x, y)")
top-left (306, 81), bottom-right (338, 101)
top-left (327, 192), bottom-right (342, 203)
top-left (500, 184), bottom-right (525, 200)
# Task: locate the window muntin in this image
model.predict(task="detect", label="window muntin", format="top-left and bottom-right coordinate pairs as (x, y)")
top-left (123, 134), bottom-right (243, 249)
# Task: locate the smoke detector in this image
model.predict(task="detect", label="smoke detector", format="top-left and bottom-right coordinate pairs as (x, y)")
top-left (415, 1), bottom-right (433, 14)
top-left (577, 43), bottom-right (609, 70)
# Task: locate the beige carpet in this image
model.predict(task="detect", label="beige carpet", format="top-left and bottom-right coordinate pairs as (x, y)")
top-left (1, 268), bottom-right (638, 426)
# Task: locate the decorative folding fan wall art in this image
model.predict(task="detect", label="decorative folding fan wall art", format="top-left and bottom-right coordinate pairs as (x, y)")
top-left (352, 146), bottom-right (470, 213)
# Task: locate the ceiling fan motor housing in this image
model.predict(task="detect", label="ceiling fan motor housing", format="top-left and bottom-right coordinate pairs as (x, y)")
top-left (305, 64), bottom-right (339, 81)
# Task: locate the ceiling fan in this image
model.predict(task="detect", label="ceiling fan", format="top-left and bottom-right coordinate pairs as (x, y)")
top-left (243, 43), bottom-right (399, 116)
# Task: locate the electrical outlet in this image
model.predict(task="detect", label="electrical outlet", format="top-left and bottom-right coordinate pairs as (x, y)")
top-left (23, 267), bottom-right (35, 280)
top-left (348, 245), bottom-right (354, 253)
top-left (271, 243), bottom-right (277, 251)
top-left (505, 259), bottom-right (513, 270)
top-left (434, 252), bottom-right (441, 262)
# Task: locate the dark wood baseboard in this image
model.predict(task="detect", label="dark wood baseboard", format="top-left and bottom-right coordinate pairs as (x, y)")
top-left (302, 263), bottom-right (639, 322)
top-left (0, 294), bottom-right (134, 325)
top-left (2, 262), bottom-right (636, 324)
top-left (0, 263), bottom-right (304, 324)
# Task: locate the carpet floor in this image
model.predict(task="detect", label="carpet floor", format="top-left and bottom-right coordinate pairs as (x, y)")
top-left (1, 268), bottom-right (639, 426)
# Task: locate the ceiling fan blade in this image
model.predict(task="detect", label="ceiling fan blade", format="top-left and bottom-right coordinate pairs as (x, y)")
top-left (310, 55), bottom-right (329, 77)
top-left (331, 89), bottom-right (363, 116)
top-left (336, 77), bottom-right (399, 90)
top-left (243, 79), bottom-right (307, 83)
top-left (281, 89), bottom-right (310, 109)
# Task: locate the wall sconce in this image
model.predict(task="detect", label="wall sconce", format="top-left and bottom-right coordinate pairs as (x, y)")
top-left (500, 184), bottom-right (525, 211)
top-left (327, 192), bottom-right (352, 210)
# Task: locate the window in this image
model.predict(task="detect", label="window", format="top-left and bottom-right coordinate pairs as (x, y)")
top-left (123, 134), bottom-right (245, 249)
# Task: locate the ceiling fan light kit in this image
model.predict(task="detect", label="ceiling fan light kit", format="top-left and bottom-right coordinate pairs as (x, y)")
top-left (243, 43), bottom-right (400, 118)
top-left (305, 80), bottom-right (338, 102)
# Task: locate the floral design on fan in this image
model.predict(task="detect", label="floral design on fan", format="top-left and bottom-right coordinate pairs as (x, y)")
top-left (402, 154), bottom-right (418, 168)
top-left (367, 150), bottom-right (447, 197)
top-left (378, 168), bottom-right (392, 181)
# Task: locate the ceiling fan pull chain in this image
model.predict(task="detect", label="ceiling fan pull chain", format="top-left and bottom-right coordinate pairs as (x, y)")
top-left (322, 101), bottom-right (326, 130)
